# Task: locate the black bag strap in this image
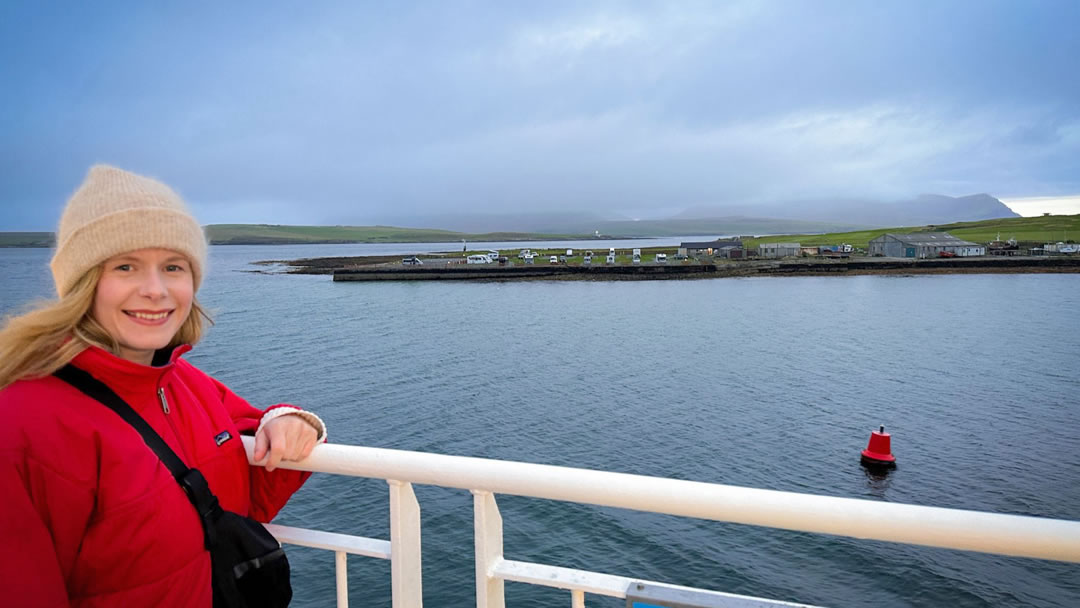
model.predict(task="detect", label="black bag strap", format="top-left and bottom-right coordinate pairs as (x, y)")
top-left (54, 363), bottom-right (223, 547)
top-left (55, 364), bottom-right (188, 475)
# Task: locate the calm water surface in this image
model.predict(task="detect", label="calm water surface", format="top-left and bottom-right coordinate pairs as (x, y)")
top-left (2, 243), bottom-right (1079, 608)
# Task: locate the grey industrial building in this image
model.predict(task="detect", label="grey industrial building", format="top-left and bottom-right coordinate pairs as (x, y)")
top-left (757, 243), bottom-right (801, 258)
top-left (868, 232), bottom-right (985, 258)
top-left (679, 239), bottom-right (743, 256)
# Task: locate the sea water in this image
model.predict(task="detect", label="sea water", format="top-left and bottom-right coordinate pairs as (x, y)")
top-left (2, 243), bottom-right (1078, 607)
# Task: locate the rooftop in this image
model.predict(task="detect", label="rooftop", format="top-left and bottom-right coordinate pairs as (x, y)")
top-left (878, 232), bottom-right (979, 246)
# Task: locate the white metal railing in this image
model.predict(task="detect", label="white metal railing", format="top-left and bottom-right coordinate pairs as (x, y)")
top-left (242, 438), bottom-right (1080, 608)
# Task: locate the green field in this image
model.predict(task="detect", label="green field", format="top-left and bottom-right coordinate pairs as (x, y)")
top-left (745, 214), bottom-right (1080, 249)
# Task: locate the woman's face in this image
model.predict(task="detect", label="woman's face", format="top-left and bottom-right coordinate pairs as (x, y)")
top-left (92, 248), bottom-right (194, 365)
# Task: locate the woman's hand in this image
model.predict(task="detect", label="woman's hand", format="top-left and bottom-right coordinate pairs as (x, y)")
top-left (254, 414), bottom-right (319, 472)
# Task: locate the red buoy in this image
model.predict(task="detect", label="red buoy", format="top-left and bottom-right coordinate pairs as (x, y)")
top-left (860, 425), bottom-right (896, 467)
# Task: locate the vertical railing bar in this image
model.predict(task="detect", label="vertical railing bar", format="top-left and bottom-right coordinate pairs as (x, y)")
top-left (335, 551), bottom-right (348, 608)
top-left (389, 480), bottom-right (424, 608)
top-left (571, 589), bottom-right (585, 608)
top-left (473, 490), bottom-right (506, 608)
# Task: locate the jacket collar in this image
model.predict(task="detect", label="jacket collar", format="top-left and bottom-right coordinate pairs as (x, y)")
top-left (72, 344), bottom-right (193, 398)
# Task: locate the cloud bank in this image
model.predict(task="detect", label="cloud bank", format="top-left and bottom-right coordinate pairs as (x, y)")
top-left (1, 1), bottom-right (1078, 229)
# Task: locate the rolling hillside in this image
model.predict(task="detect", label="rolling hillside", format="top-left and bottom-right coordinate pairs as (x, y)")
top-left (747, 214), bottom-right (1080, 249)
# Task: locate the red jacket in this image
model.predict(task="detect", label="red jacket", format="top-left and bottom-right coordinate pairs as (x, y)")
top-left (0, 345), bottom-right (311, 607)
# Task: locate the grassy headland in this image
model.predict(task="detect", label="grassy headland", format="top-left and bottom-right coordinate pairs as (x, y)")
top-left (745, 214), bottom-right (1080, 250)
top-left (0, 232), bottom-right (54, 247)
top-left (0, 225), bottom-right (599, 247)
top-left (3, 215), bottom-right (1076, 248)
top-left (203, 224), bottom-right (595, 245)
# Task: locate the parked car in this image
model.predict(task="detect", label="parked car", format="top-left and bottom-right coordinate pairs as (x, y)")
top-left (402, 256), bottom-right (423, 265)
top-left (938, 251), bottom-right (957, 258)
top-left (549, 255), bottom-right (559, 264)
top-left (656, 253), bottom-right (668, 264)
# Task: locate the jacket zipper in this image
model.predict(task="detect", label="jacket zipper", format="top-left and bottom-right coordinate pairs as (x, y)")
top-left (156, 384), bottom-right (192, 462)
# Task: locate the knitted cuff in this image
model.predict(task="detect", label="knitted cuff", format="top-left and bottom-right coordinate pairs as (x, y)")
top-left (256, 406), bottom-right (328, 443)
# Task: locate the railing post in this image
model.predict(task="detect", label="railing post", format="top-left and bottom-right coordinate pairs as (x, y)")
top-left (389, 480), bottom-right (423, 608)
top-left (335, 551), bottom-right (348, 608)
top-left (473, 491), bottom-right (505, 608)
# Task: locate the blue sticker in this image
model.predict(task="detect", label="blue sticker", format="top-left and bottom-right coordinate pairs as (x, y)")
top-left (214, 430), bottom-right (232, 446)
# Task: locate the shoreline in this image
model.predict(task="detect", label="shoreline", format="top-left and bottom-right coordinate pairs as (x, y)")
top-left (259, 254), bottom-right (1080, 281)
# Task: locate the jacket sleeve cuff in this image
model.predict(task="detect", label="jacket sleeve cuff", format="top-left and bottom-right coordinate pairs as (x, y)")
top-left (257, 406), bottom-right (328, 443)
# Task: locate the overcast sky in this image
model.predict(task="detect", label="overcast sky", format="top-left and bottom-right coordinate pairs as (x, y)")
top-left (2, 0), bottom-right (1078, 230)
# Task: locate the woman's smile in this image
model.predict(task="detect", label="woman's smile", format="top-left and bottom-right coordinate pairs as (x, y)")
top-left (124, 309), bottom-right (174, 323)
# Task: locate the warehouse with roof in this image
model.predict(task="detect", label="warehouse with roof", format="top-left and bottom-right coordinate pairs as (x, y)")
top-left (679, 239), bottom-right (743, 256)
top-left (868, 232), bottom-right (985, 258)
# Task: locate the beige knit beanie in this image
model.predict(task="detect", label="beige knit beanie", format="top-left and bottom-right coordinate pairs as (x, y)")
top-left (50, 165), bottom-right (208, 298)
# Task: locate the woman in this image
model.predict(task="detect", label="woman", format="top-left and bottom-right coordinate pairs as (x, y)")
top-left (0, 165), bottom-right (326, 607)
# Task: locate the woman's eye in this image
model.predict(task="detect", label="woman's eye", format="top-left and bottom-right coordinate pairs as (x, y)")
top-left (114, 264), bottom-right (132, 271)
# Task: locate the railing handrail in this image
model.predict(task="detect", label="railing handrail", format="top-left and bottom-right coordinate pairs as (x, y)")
top-left (245, 438), bottom-right (1080, 563)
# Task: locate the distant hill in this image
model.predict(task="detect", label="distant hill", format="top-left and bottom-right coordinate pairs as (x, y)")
top-left (0, 194), bottom-right (1028, 247)
top-left (676, 194), bottom-right (1019, 226)
top-left (382, 193), bottom-right (1018, 235)
top-left (203, 224), bottom-right (592, 245)
top-left (0, 225), bottom-right (599, 248)
top-left (0, 232), bottom-right (53, 248)
top-left (582, 217), bottom-right (868, 237)
top-left (383, 212), bottom-right (869, 237)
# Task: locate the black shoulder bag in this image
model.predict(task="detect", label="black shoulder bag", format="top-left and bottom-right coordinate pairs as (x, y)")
top-left (55, 364), bottom-right (292, 608)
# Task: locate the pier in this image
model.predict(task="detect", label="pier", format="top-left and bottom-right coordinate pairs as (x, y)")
top-left (329, 256), bottom-right (1080, 281)
top-left (332, 263), bottom-right (720, 281)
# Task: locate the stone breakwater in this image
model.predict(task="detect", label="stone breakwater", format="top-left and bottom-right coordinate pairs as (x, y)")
top-left (320, 256), bottom-right (1080, 281)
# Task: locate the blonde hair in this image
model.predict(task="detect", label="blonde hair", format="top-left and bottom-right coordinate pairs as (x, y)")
top-left (0, 266), bottom-right (211, 391)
